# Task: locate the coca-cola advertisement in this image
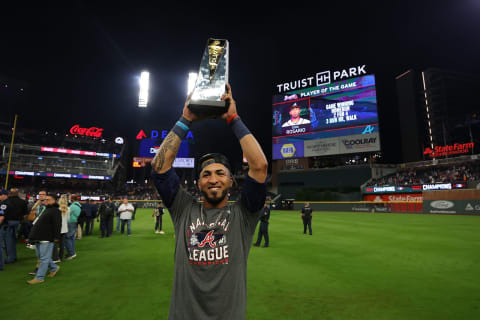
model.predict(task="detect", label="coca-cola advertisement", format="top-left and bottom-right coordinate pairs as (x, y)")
top-left (70, 125), bottom-right (104, 138)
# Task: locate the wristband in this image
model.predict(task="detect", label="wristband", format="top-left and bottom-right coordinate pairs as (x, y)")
top-left (172, 116), bottom-right (192, 140)
top-left (230, 117), bottom-right (251, 140)
top-left (226, 113), bottom-right (239, 125)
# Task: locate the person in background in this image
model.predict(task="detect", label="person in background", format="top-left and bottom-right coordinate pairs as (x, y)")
top-left (254, 203), bottom-right (270, 248)
top-left (27, 193), bottom-right (61, 284)
top-left (84, 199), bottom-right (97, 236)
top-left (4, 188), bottom-right (28, 264)
top-left (19, 194), bottom-right (34, 241)
top-left (76, 200), bottom-right (86, 240)
top-left (65, 194), bottom-right (81, 260)
top-left (152, 202), bottom-right (165, 234)
top-left (26, 190), bottom-right (48, 275)
top-left (301, 202), bottom-right (313, 235)
top-left (52, 195), bottom-right (70, 263)
top-left (35, 190), bottom-right (48, 218)
top-left (131, 202), bottom-right (137, 220)
top-left (115, 200), bottom-right (121, 232)
top-left (26, 190), bottom-right (47, 250)
top-left (0, 189), bottom-right (8, 271)
top-left (118, 198), bottom-right (134, 236)
top-left (97, 197), bottom-right (115, 238)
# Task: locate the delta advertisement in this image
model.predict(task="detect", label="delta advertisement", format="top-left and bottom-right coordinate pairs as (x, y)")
top-left (272, 69), bottom-right (380, 160)
top-left (135, 129), bottom-right (194, 168)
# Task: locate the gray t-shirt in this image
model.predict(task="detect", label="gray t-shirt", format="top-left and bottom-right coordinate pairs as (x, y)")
top-left (167, 187), bottom-right (262, 320)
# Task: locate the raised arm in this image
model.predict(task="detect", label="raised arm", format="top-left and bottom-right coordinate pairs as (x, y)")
top-left (153, 92), bottom-right (203, 173)
top-left (221, 84), bottom-right (268, 183)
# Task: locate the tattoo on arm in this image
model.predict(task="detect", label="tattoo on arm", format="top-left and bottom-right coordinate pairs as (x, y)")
top-left (152, 131), bottom-right (181, 173)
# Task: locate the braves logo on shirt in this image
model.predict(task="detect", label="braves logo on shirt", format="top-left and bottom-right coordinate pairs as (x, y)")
top-left (187, 213), bottom-right (230, 266)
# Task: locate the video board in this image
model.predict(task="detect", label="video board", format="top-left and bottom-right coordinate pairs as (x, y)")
top-left (272, 74), bottom-right (380, 159)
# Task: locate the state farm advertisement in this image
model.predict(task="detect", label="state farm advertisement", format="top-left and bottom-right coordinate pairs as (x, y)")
top-left (363, 193), bottom-right (422, 212)
top-left (363, 194), bottom-right (423, 202)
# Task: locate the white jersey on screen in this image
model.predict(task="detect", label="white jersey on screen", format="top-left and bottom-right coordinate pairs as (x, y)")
top-left (282, 118), bottom-right (311, 127)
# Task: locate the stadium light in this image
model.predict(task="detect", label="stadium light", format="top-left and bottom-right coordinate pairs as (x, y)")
top-left (188, 72), bottom-right (197, 95)
top-left (138, 71), bottom-right (150, 108)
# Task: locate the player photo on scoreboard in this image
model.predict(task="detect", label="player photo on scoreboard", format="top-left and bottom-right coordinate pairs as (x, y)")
top-left (273, 100), bottom-right (312, 137)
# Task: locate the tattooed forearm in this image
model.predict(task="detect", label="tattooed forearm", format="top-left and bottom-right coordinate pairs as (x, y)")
top-left (152, 131), bottom-right (181, 173)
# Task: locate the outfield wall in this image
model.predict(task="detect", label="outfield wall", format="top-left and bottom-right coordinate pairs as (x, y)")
top-left (291, 201), bottom-right (422, 213)
top-left (423, 189), bottom-right (480, 214)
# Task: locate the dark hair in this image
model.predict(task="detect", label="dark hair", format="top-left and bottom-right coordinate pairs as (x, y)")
top-left (70, 194), bottom-right (78, 201)
top-left (47, 193), bottom-right (59, 201)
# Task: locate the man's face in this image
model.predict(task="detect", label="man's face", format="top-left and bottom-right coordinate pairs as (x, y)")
top-left (197, 163), bottom-right (233, 205)
top-left (0, 194), bottom-right (7, 201)
top-left (38, 191), bottom-right (47, 202)
top-left (45, 196), bottom-right (56, 206)
top-left (305, 202), bottom-right (310, 207)
top-left (289, 107), bottom-right (301, 118)
top-left (123, 198), bottom-right (128, 205)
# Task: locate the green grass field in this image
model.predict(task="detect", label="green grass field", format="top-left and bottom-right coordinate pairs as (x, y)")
top-left (2, 209), bottom-right (480, 320)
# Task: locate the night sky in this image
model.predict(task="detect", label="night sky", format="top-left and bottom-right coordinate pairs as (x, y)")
top-left (1, 2), bottom-right (480, 168)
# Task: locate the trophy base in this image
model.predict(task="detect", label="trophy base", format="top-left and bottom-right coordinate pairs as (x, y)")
top-left (188, 99), bottom-right (230, 116)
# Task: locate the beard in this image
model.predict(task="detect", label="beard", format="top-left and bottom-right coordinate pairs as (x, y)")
top-left (201, 188), bottom-right (229, 206)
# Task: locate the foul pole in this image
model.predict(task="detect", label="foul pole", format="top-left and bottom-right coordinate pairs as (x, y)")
top-left (4, 114), bottom-right (18, 190)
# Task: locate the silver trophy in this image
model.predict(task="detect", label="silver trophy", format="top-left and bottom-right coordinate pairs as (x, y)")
top-left (188, 38), bottom-right (229, 116)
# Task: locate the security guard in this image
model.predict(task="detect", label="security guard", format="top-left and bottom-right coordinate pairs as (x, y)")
top-left (0, 189), bottom-right (9, 270)
top-left (301, 202), bottom-right (313, 235)
top-left (254, 203), bottom-right (270, 248)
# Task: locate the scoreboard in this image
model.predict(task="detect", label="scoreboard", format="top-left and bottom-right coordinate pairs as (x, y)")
top-left (272, 74), bottom-right (380, 160)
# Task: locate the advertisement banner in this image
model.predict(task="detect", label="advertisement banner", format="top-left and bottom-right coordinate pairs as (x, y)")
top-left (363, 183), bottom-right (466, 194)
top-left (363, 194), bottom-right (423, 202)
top-left (139, 139), bottom-right (190, 158)
top-left (423, 200), bottom-right (480, 214)
top-left (273, 141), bottom-right (304, 159)
top-left (338, 132), bottom-right (380, 154)
top-left (363, 185), bottom-right (423, 194)
top-left (304, 137), bottom-right (339, 157)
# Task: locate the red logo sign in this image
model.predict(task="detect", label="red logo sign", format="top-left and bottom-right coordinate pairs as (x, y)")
top-left (136, 130), bottom-right (147, 140)
top-left (424, 142), bottom-right (474, 158)
top-left (70, 125), bottom-right (104, 138)
top-left (198, 230), bottom-right (217, 248)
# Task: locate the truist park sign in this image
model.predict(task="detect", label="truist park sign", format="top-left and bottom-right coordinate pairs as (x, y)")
top-left (276, 65), bottom-right (367, 93)
top-left (423, 142), bottom-right (474, 158)
top-left (70, 125), bottom-right (104, 138)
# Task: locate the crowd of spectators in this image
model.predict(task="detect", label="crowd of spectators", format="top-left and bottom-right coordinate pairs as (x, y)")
top-left (367, 162), bottom-right (480, 187)
top-left (0, 187), bottom-right (143, 283)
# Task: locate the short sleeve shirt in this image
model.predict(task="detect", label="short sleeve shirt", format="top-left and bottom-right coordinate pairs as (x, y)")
top-left (154, 169), bottom-right (265, 320)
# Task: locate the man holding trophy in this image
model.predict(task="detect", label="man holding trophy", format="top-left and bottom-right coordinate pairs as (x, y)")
top-left (152, 38), bottom-right (268, 319)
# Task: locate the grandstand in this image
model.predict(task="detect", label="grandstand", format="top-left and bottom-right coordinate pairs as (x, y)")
top-left (0, 123), bottom-right (126, 194)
